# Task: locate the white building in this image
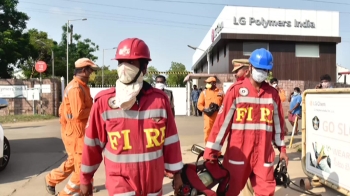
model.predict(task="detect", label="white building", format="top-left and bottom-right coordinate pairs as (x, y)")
top-left (190, 6), bottom-right (341, 81)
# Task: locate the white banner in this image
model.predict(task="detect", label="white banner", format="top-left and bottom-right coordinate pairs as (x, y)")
top-left (305, 93), bottom-right (350, 191)
top-left (34, 84), bottom-right (51, 93)
top-left (0, 85), bottom-right (27, 98)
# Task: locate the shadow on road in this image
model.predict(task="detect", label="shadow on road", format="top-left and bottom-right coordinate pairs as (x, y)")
top-left (94, 184), bottom-right (107, 192)
top-left (0, 137), bottom-right (66, 184)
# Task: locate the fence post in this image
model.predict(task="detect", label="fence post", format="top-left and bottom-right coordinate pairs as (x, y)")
top-left (61, 77), bottom-right (65, 101)
top-left (187, 81), bottom-right (191, 116)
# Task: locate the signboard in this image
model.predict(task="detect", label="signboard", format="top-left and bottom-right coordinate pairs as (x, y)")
top-left (0, 85), bottom-right (27, 98)
top-left (35, 61), bottom-right (47, 73)
top-left (223, 82), bottom-right (234, 94)
top-left (233, 17), bottom-right (315, 29)
top-left (304, 92), bottom-right (350, 192)
top-left (212, 21), bottom-right (224, 42)
top-left (27, 89), bottom-right (40, 101)
top-left (34, 84), bottom-right (51, 93)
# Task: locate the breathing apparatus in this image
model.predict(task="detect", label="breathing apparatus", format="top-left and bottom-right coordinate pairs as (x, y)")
top-left (274, 159), bottom-right (322, 196)
top-left (172, 144), bottom-right (230, 196)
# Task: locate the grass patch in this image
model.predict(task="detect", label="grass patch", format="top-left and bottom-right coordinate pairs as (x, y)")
top-left (0, 114), bottom-right (58, 124)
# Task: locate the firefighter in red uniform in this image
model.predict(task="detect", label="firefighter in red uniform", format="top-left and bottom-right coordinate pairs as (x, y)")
top-left (204, 48), bottom-right (289, 196)
top-left (79, 38), bottom-right (183, 196)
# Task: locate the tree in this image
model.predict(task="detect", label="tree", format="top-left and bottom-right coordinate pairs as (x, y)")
top-left (0, 0), bottom-right (31, 78)
top-left (18, 29), bottom-right (56, 79)
top-left (166, 62), bottom-right (188, 87)
top-left (56, 24), bottom-right (99, 81)
top-left (90, 66), bottom-right (118, 86)
top-left (144, 65), bottom-right (159, 85)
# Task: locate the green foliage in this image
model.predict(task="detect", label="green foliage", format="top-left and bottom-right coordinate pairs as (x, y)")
top-left (267, 71), bottom-right (273, 82)
top-left (0, 114), bottom-right (57, 124)
top-left (0, 0), bottom-right (30, 78)
top-left (89, 66), bottom-right (118, 86)
top-left (144, 65), bottom-right (159, 85)
top-left (18, 28), bottom-right (56, 79)
top-left (54, 25), bottom-right (99, 80)
top-left (10, 23), bottom-right (99, 80)
top-left (166, 62), bottom-right (187, 87)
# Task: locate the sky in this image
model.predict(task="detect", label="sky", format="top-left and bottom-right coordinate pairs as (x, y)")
top-left (17, 0), bottom-right (350, 72)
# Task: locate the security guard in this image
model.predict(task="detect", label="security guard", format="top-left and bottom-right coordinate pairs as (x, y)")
top-left (155, 75), bottom-right (175, 117)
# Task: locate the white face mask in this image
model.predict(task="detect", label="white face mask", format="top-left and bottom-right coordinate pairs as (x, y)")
top-left (114, 62), bottom-right (144, 110)
top-left (252, 68), bottom-right (268, 83)
top-left (293, 91), bottom-right (299, 95)
top-left (117, 63), bottom-right (142, 84)
top-left (155, 83), bottom-right (165, 90)
top-left (272, 83), bottom-right (278, 88)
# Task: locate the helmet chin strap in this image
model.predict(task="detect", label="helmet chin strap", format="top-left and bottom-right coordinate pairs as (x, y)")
top-left (122, 65), bottom-right (144, 85)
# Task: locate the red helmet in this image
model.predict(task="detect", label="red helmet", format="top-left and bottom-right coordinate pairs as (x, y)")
top-left (114, 38), bottom-right (151, 61)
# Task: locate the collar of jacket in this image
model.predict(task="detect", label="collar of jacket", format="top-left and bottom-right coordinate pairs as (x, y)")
top-left (73, 76), bottom-right (88, 86)
top-left (136, 81), bottom-right (152, 101)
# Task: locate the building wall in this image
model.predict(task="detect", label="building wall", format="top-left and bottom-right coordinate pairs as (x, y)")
top-left (195, 44), bottom-right (230, 73)
top-left (195, 40), bottom-right (336, 81)
top-left (0, 79), bottom-right (61, 116)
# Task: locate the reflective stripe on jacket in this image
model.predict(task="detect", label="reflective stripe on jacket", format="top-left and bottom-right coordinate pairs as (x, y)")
top-left (80, 81), bottom-right (183, 196)
top-left (204, 77), bottom-right (286, 160)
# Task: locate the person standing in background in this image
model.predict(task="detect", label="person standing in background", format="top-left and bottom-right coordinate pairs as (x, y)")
top-left (191, 85), bottom-right (200, 116)
top-left (197, 76), bottom-right (224, 144)
top-left (232, 59), bottom-right (251, 81)
top-left (287, 87), bottom-right (302, 135)
top-left (155, 75), bottom-right (175, 117)
top-left (270, 78), bottom-right (286, 102)
top-left (315, 74), bottom-right (333, 89)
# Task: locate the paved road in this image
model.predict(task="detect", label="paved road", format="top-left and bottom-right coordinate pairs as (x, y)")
top-left (0, 116), bottom-right (343, 196)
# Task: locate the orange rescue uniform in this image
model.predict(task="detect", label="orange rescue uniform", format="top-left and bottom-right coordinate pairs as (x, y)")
top-left (51, 77), bottom-right (93, 196)
top-left (197, 87), bottom-right (224, 143)
top-left (45, 98), bottom-right (75, 192)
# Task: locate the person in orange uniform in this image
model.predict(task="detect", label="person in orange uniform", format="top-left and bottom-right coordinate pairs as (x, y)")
top-left (45, 103), bottom-right (72, 195)
top-left (197, 77), bottom-right (224, 144)
top-left (45, 58), bottom-right (98, 196)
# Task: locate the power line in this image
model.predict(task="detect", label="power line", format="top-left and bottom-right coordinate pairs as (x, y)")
top-left (19, 8), bottom-right (209, 30)
top-left (19, 2), bottom-right (210, 27)
top-left (19, 1), bottom-right (350, 39)
top-left (301, 0), bottom-right (350, 5)
top-left (139, 0), bottom-right (228, 6)
top-left (51, 0), bottom-right (217, 19)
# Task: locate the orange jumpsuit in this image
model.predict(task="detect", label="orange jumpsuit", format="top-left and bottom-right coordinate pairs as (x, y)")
top-left (55, 77), bottom-right (93, 196)
top-left (278, 89), bottom-right (286, 102)
top-left (197, 88), bottom-right (224, 143)
top-left (45, 99), bottom-right (75, 191)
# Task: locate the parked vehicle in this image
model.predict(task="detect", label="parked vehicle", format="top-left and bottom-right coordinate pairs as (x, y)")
top-left (0, 98), bottom-right (10, 172)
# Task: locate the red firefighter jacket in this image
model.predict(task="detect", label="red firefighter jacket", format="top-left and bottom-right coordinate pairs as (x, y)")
top-left (204, 78), bottom-right (286, 161)
top-left (80, 81), bottom-right (183, 196)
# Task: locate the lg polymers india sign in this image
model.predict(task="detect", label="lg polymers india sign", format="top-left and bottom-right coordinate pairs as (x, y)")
top-left (233, 17), bottom-right (315, 28)
top-left (304, 90), bottom-right (350, 193)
